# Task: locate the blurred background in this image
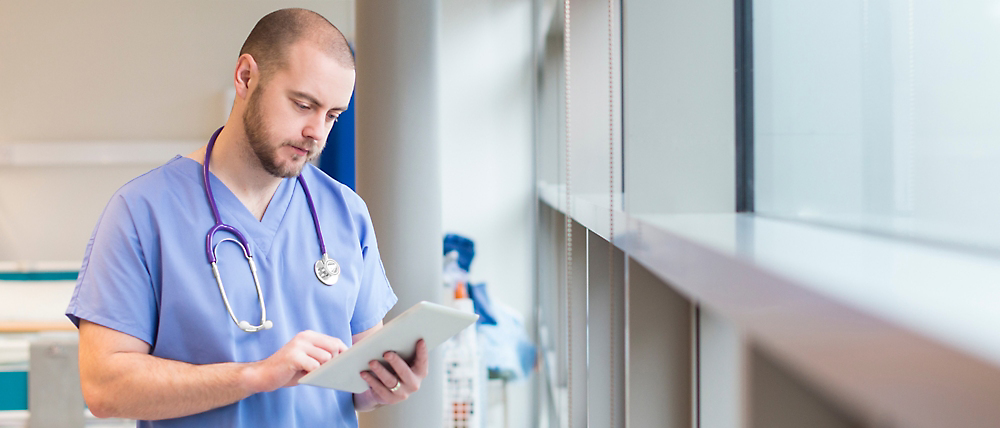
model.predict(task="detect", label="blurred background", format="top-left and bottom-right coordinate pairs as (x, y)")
top-left (7, 0), bottom-right (1000, 427)
top-left (0, 0), bottom-right (534, 426)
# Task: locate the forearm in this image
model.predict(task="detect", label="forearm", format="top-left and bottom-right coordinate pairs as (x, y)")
top-left (83, 351), bottom-right (258, 420)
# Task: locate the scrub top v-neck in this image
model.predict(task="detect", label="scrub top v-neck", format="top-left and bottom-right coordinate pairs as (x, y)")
top-left (204, 157), bottom-right (295, 259)
top-left (67, 155), bottom-right (397, 428)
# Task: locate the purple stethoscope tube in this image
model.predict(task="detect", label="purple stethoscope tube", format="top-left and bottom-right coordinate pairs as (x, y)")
top-left (202, 126), bottom-right (339, 333)
top-left (203, 127), bottom-right (328, 260)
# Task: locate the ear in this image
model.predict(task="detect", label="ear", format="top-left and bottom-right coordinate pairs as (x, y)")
top-left (233, 53), bottom-right (259, 100)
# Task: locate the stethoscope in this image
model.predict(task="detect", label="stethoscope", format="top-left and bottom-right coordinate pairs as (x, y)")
top-left (202, 127), bottom-right (340, 333)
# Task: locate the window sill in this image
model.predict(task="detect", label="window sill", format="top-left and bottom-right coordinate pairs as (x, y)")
top-left (538, 181), bottom-right (1000, 427)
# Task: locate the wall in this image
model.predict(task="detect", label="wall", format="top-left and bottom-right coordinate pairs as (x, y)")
top-left (0, 0), bottom-right (353, 262)
top-left (438, 0), bottom-right (537, 427)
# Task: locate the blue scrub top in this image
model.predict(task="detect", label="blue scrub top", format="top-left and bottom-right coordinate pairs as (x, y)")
top-left (66, 156), bottom-right (397, 427)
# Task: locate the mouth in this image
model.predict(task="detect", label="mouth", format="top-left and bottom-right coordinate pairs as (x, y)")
top-left (286, 145), bottom-right (310, 157)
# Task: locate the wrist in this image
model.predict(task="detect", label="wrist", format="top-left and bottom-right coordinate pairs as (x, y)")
top-left (238, 362), bottom-right (264, 395)
top-left (354, 389), bottom-right (381, 412)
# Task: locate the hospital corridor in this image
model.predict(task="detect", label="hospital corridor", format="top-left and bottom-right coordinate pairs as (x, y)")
top-left (4, 0), bottom-right (1000, 427)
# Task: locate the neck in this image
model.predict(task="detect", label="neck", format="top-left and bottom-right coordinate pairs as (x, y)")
top-left (188, 123), bottom-right (283, 221)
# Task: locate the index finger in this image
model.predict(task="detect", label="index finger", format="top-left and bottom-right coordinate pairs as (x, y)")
top-left (299, 330), bottom-right (348, 355)
top-left (411, 339), bottom-right (429, 378)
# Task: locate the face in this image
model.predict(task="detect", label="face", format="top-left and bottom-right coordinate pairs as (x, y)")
top-left (242, 42), bottom-right (356, 178)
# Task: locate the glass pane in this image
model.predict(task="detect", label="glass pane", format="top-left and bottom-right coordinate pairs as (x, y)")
top-left (755, 0), bottom-right (1000, 250)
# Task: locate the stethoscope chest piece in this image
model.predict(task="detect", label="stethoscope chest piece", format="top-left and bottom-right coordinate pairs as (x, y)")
top-left (315, 254), bottom-right (340, 286)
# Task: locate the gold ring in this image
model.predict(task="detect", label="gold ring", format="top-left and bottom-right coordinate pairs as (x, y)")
top-left (389, 381), bottom-right (401, 393)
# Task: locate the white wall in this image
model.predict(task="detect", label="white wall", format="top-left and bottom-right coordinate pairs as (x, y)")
top-left (0, 0), bottom-right (354, 142)
top-left (0, 0), bottom-right (353, 262)
top-left (438, 0), bottom-right (536, 427)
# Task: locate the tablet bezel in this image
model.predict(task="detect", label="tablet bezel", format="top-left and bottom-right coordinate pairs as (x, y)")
top-left (299, 300), bottom-right (478, 393)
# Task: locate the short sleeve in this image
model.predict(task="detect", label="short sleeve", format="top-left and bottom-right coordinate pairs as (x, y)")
top-left (349, 198), bottom-right (397, 335)
top-left (66, 194), bottom-right (158, 346)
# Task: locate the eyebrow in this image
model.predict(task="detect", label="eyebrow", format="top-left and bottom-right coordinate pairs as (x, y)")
top-left (289, 90), bottom-right (348, 113)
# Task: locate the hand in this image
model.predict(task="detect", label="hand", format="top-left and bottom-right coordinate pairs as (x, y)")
top-left (360, 339), bottom-right (429, 406)
top-left (246, 330), bottom-right (348, 393)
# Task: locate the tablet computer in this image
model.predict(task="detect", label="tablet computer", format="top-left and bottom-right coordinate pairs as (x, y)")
top-left (299, 300), bottom-right (478, 393)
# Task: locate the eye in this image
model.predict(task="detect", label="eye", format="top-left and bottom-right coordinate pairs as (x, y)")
top-left (294, 101), bottom-right (310, 110)
top-left (327, 113), bottom-right (339, 123)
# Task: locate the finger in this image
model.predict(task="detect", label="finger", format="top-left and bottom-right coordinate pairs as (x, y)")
top-left (298, 331), bottom-right (349, 355)
top-left (411, 339), bottom-right (429, 378)
top-left (293, 352), bottom-right (322, 373)
top-left (304, 346), bottom-right (333, 365)
top-left (383, 351), bottom-right (418, 391)
top-left (360, 371), bottom-right (395, 405)
top-left (286, 371), bottom-right (307, 388)
top-left (368, 359), bottom-right (401, 392)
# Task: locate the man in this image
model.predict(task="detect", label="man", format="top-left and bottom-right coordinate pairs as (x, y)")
top-left (65, 8), bottom-right (427, 427)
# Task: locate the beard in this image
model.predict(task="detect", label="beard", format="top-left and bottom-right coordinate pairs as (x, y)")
top-left (243, 85), bottom-right (324, 178)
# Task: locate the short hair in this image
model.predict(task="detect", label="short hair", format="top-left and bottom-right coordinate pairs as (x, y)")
top-left (239, 8), bottom-right (355, 81)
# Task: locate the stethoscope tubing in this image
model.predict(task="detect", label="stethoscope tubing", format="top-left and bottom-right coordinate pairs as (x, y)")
top-left (200, 126), bottom-right (332, 332)
top-left (203, 127), bottom-right (328, 261)
top-left (203, 128), bottom-right (254, 263)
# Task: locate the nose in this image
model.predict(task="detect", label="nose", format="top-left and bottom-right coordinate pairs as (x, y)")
top-left (302, 114), bottom-right (326, 143)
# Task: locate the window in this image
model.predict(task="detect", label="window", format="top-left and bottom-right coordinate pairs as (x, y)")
top-left (754, 0), bottom-right (1000, 251)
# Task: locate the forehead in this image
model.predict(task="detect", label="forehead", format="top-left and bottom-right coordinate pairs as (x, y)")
top-left (269, 41), bottom-right (355, 106)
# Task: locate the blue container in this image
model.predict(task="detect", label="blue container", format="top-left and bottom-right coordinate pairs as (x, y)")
top-left (0, 370), bottom-right (28, 411)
